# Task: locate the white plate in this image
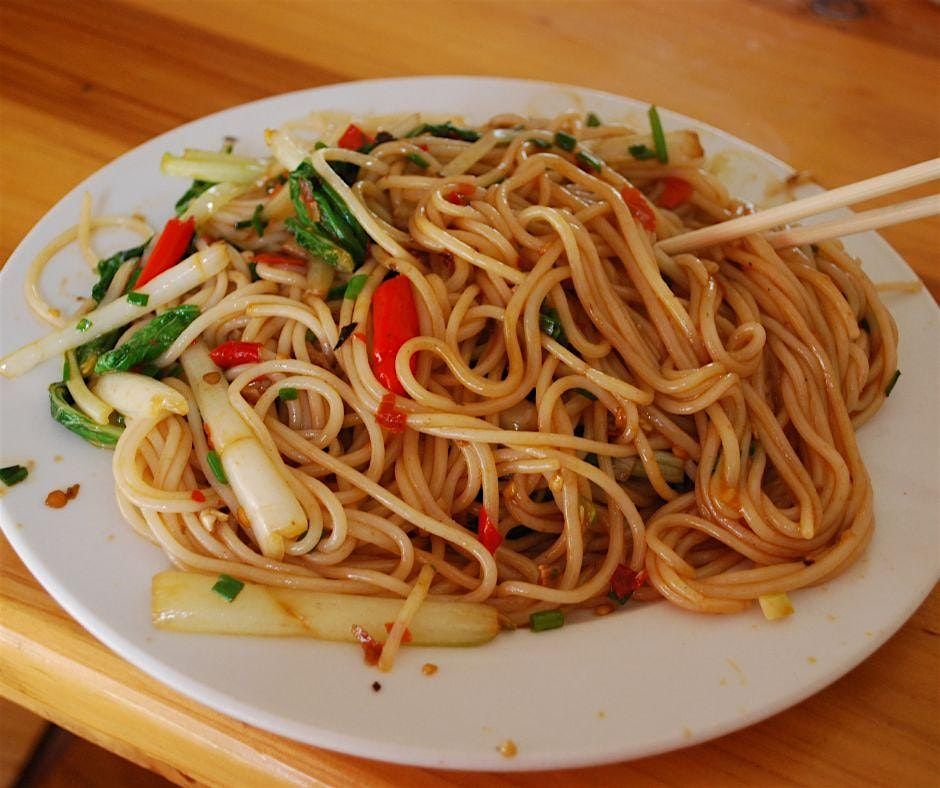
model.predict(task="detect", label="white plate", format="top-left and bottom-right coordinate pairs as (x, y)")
top-left (1, 77), bottom-right (938, 771)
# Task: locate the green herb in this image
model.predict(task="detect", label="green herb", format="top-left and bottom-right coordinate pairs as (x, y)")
top-left (406, 152), bottom-right (429, 169)
top-left (174, 180), bottom-right (214, 216)
top-left (576, 149), bottom-right (603, 173)
top-left (334, 321), bottom-right (359, 350)
top-left (278, 387), bottom-right (299, 401)
top-left (49, 382), bottom-right (123, 448)
top-left (91, 241), bottom-right (151, 304)
top-left (94, 305), bottom-right (200, 374)
top-left (553, 131), bottom-right (577, 151)
top-left (539, 307), bottom-right (566, 344)
top-left (573, 388), bottom-right (598, 400)
top-left (628, 143), bottom-right (658, 161)
top-left (127, 291), bottom-right (149, 307)
top-left (648, 105), bottom-right (668, 163)
top-left (248, 262), bottom-right (259, 282)
top-left (314, 140), bottom-right (328, 150)
top-left (345, 274), bottom-right (368, 299)
top-left (124, 266), bottom-right (142, 292)
top-left (885, 369), bottom-right (901, 397)
top-left (76, 318), bottom-right (92, 333)
top-left (285, 219), bottom-right (355, 273)
top-left (211, 573), bottom-right (244, 602)
top-left (0, 465), bottom-right (28, 487)
top-left (406, 121), bottom-right (480, 142)
top-left (206, 450), bottom-right (227, 484)
top-left (75, 330), bottom-right (121, 377)
top-left (529, 609), bottom-right (565, 632)
top-left (527, 137), bottom-right (552, 149)
top-left (236, 204), bottom-right (268, 237)
top-left (586, 112), bottom-right (602, 127)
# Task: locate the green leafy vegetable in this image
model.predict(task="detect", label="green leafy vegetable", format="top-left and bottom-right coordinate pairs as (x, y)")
top-left (0, 465), bottom-right (28, 487)
top-left (94, 305), bottom-right (200, 374)
top-left (76, 318), bottom-right (92, 333)
top-left (406, 121), bottom-right (480, 142)
top-left (628, 144), bottom-right (658, 161)
top-left (553, 131), bottom-right (577, 151)
top-left (206, 450), bottom-right (227, 484)
top-left (74, 330), bottom-right (121, 377)
top-left (235, 204), bottom-right (268, 237)
top-left (345, 274), bottom-right (368, 299)
top-left (127, 291), bottom-right (149, 307)
top-left (211, 573), bottom-right (244, 602)
top-left (406, 152), bottom-right (429, 169)
top-left (278, 387), bottom-right (299, 401)
top-left (586, 112), bottom-right (602, 127)
top-left (539, 307), bottom-right (567, 344)
top-left (174, 180), bottom-right (214, 216)
top-left (91, 241), bottom-right (151, 304)
top-left (648, 105), bottom-right (668, 163)
top-left (49, 382), bottom-right (123, 448)
top-left (576, 149), bottom-right (603, 173)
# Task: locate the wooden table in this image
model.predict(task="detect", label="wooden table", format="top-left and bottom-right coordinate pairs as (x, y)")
top-left (1, 1), bottom-right (938, 784)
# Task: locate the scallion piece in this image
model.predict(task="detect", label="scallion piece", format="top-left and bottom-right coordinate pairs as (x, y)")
top-left (539, 307), bottom-right (566, 343)
top-left (628, 144), bottom-right (658, 161)
top-left (529, 609), bottom-right (565, 632)
top-left (406, 152), bottom-right (429, 169)
top-left (586, 112), bottom-right (602, 127)
top-left (248, 262), bottom-right (259, 282)
top-left (278, 387), bottom-right (299, 402)
top-left (573, 388), bottom-right (598, 400)
top-left (576, 150), bottom-right (603, 173)
top-left (553, 131), bottom-right (577, 151)
top-left (211, 573), bottom-right (244, 602)
top-left (206, 450), bottom-right (227, 484)
top-left (527, 138), bottom-right (552, 149)
top-left (127, 291), bottom-right (149, 307)
top-left (76, 318), bottom-right (92, 333)
top-left (885, 369), bottom-right (901, 397)
top-left (648, 105), bottom-right (668, 163)
top-left (345, 274), bottom-right (368, 299)
top-left (0, 464), bottom-right (28, 487)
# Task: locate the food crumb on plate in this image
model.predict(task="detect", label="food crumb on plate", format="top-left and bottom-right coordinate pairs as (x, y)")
top-left (682, 726), bottom-right (693, 740)
top-left (45, 483), bottom-right (80, 509)
top-left (371, 681), bottom-right (382, 692)
top-left (53, 455), bottom-right (63, 462)
top-left (807, 656), bottom-right (817, 664)
top-left (421, 662), bottom-right (438, 676)
top-left (498, 739), bottom-right (517, 758)
top-left (597, 710), bottom-right (606, 719)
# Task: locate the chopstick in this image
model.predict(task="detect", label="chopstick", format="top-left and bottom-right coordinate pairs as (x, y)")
top-left (656, 157), bottom-right (940, 255)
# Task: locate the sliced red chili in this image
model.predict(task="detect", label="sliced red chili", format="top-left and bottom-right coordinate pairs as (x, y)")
top-left (252, 252), bottom-right (307, 270)
top-left (351, 624), bottom-right (382, 665)
top-left (370, 275), bottom-right (419, 394)
top-left (620, 186), bottom-right (656, 233)
top-left (376, 392), bottom-right (407, 433)
top-left (445, 183), bottom-right (476, 206)
top-left (657, 176), bottom-right (693, 209)
top-left (609, 564), bottom-right (647, 604)
top-left (209, 341), bottom-right (262, 368)
top-left (478, 506), bottom-right (503, 555)
top-left (384, 622), bottom-right (413, 643)
top-left (134, 216), bottom-right (196, 289)
top-left (337, 124), bottom-right (372, 150)
top-left (190, 490), bottom-right (206, 503)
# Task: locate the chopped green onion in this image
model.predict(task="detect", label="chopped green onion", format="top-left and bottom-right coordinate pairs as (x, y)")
top-left (248, 262), bottom-right (259, 282)
top-left (553, 131), bottom-right (577, 151)
top-left (211, 573), bottom-right (244, 602)
top-left (527, 137), bottom-right (552, 149)
top-left (406, 152), bottom-right (429, 169)
top-left (885, 369), bottom-right (901, 397)
top-left (628, 143), bottom-right (658, 161)
top-left (76, 318), bottom-right (92, 333)
top-left (405, 121), bottom-right (480, 142)
top-left (278, 387), bottom-right (299, 401)
top-left (314, 140), bottom-right (328, 150)
top-left (345, 273), bottom-right (368, 299)
top-left (539, 307), bottom-right (566, 343)
top-left (206, 450), bottom-right (227, 484)
top-left (586, 112), bottom-right (602, 127)
top-left (127, 291), bottom-right (149, 307)
top-left (125, 267), bottom-right (142, 292)
top-left (0, 465), bottom-right (28, 487)
top-left (573, 387), bottom-right (598, 400)
top-left (529, 609), bottom-right (565, 632)
top-left (575, 150), bottom-right (603, 173)
top-left (648, 105), bottom-right (668, 163)
top-left (235, 204), bottom-right (268, 237)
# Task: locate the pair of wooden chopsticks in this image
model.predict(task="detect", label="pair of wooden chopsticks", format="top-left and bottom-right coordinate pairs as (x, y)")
top-left (656, 157), bottom-right (940, 255)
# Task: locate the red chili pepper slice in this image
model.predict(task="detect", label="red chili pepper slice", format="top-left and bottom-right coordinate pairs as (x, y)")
top-left (351, 624), bottom-right (382, 665)
top-left (209, 341), bottom-right (262, 368)
top-left (370, 275), bottom-right (419, 394)
top-left (478, 506), bottom-right (502, 555)
top-left (657, 176), bottom-right (693, 209)
top-left (252, 253), bottom-right (307, 270)
top-left (384, 622), bottom-right (413, 643)
top-left (337, 124), bottom-right (372, 150)
top-left (620, 186), bottom-right (656, 233)
top-left (445, 183), bottom-right (476, 206)
top-left (190, 490), bottom-right (206, 503)
top-left (375, 392), bottom-right (407, 433)
top-left (134, 216), bottom-right (196, 289)
top-left (609, 564), bottom-right (647, 604)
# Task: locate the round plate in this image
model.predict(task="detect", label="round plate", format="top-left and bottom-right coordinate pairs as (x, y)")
top-left (1, 77), bottom-right (938, 771)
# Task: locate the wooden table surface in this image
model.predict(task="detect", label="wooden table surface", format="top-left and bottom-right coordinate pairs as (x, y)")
top-left (1, 1), bottom-right (938, 785)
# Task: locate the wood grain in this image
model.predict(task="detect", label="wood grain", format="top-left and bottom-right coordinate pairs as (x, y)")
top-left (1, 0), bottom-right (938, 784)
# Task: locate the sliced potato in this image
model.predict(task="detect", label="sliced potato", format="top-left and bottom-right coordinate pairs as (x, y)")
top-left (152, 571), bottom-right (499, 647)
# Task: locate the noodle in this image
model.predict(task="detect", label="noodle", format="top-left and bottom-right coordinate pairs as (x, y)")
top-left (11, 111), bottom-right (900, 636)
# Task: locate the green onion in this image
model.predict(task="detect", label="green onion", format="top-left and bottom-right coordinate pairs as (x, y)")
top-left (586, 112), bottom-right (602, 127)
top-left (345, 273), bottom-right (368, 299)
top-left (575, 150), bottom-right (603, 173)
top-left (248, 262), bottom-right (259, 282)
top-left (211, 573), bottom-right (244, 602)
top-left (76, 318), bottom-right (92, 333)
top-left (527, 137), bottom-right (552, 149)
top-left (573, 388), bottom-right (598, 400)
top-left (91, 241), bottom-right (151, 304)
top-left (529, 609), bottom-right (565, 632)
top-left (278, 387), bottom-right (299, 401)
top-left (127, 291), bottom-right (149, 307)
top-left (235, 204), bottom-right (268, 237)
top-left (648, 105), bottom-right (668, 163)
top-left (539, 307), bottom-right (566, 343)
top-left (406, 152), bottom-right (429, 169)
top-left (628, 144), bottom-right (658, 161)
top-left (206, 450), bottom-right (227, 484)
top-left (885, 369), bottom-right (901, 397)
top-left (405, 121), bottom-right (480, 142)
top-left (125, 267), bottom-right (142, 292)
top-left (0, 465), bottom-right (28, 487)
top-left (553, 131), bottom-right (577, 151)
top-left (314, 140), bottom-right (328, 150)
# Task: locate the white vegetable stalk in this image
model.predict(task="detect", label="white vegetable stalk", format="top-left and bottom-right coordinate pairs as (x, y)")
top-left (181, 183), bottom-right (251, 224)
top-left (65, 349), bottom-right (112, 425)
top-left (161, 149), bottom-right (267, 184)
top-left (0, 243), bottom-right (228, 379)
top-left (92, 372), bottom-right (188, 419)
top-left (180, 342), bottom-right (307, 559)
